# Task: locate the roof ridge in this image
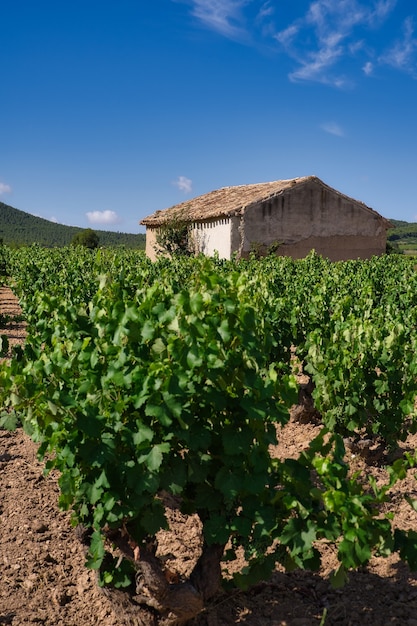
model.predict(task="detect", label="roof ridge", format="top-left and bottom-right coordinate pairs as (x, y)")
top-left (218, 175), bottom-right (315, 191)
top-left (140, 176), bottom-right (388, 227)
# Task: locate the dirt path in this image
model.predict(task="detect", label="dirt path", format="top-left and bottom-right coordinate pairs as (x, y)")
top-left (2, 286), bottom-right (417, 625)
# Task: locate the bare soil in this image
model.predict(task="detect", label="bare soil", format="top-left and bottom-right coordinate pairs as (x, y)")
top-left (2, 285), bottom-right (417, 625)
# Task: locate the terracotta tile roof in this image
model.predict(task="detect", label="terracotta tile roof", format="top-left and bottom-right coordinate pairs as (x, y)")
top-left (140, 175), bottom-right (391, 227)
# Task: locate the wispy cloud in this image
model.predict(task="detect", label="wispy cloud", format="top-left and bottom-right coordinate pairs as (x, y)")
top-left (373, 0), bottom-right (397, 21)
top-left (321, 121), bottom-right (345, 137)
top-left (177, 0), bottom-right (417, 86)
top-left (173, 176), bottom-right (193, 193)
top-left (184, 0), bottom-right (250, 40)
top-left (275, 0), bottom-right (399, 86)
top-left (86, 210), bottom-right (121, 225)
top-left (362, 60), bottom-right (373, 75)
top-left (380, 16), bottom-right (417, 76)
top-left (287, 43), bottom-right (347, 87)
top-left (257, 1), bottom-right (273, 21)
top-left (0, 182), bottom-right (12, 195)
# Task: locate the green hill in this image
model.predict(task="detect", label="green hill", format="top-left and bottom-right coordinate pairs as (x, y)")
top-left (0, 201), bottom-right (145, 248)
top-left (387, 219), bottom-right (417, 254)
top-left (389, 219), bottom-right (410, 229)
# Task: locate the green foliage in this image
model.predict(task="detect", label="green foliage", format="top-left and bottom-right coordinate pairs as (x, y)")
top-left (274, 429), bottom-right (399, 572)
top-left (0, 410), bottom-right (19, 431)
top-left (2, 248), bottom-right (417, 609)
top-left (299, 255), bottom-right (417, 447)
top-left (0, 241), bottom-right (8, 276)
top-left (97, 553), bottom-right (136, 588)
top-left (1, 254), bottom-right (298, 590)
top-left (386, 240), bottom-right (403, 254)
top-left (155, 217), bottom-right (193, 256)
top-left (71, 228), bottom-right (100, 249)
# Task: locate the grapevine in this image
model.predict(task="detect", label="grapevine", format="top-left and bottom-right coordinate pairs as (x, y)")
top-left (1, 247), bottom-right (417, 623)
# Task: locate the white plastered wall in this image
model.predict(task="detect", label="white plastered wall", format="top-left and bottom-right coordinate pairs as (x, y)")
top-left (190, 218), bottom-right (233, 259)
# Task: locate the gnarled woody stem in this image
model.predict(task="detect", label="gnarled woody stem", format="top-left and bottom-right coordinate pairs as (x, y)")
top-left (107, 529), bottom-right (225, 625)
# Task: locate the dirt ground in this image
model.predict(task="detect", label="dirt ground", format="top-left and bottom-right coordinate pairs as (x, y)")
top-left (2, 285), bottom-right (417, 626)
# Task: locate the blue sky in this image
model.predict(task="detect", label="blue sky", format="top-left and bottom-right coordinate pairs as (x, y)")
top-left (2, 1), bottom-right (417, 233)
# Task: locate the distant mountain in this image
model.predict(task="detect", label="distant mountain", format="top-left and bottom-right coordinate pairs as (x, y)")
top-left (0, 202), bottom-right (145, 248)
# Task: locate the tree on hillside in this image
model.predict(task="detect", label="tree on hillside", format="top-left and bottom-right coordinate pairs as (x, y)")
top-left (71, 228), bottom-right (100, 249)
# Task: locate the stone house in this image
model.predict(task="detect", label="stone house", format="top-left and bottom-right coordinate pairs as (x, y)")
top-left (140, 176), bottom-right (392, 261)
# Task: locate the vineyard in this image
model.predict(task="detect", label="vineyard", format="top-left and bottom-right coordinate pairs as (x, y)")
top-left (1, 245), bottom-right (417, 625)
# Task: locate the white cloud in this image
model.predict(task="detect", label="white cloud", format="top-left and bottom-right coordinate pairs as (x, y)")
top-left (275, 24), bottom-right (299, 48)
top-left (177, 0), bottom-right (414, 86)
top-left (372, 0), bottom-right (397, 22)
top-left (187, 0), bottom-right (249, 39)
top-left (276, 0), bottom-right (389, 86)
top-left (182, 0), bottom-right (277, 41)
top-left (173, 176), bottom-right (193, 194)
top-left (257, 1), bottom-right (273, 21)
top-left (363, 60), bottom-right (373, 75)
top-left (255, 1), bottom-right (275, 36)
top-left (380, 16), bottom-right (417, 76)
top-left (288, 44), bottom-right (346, 86)
top-left (321, 121), bottom-right (345, 137)
top-left (86, 210), bottom-right (121, 225)
top-left (0, 182), bottom-right (12, 195)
